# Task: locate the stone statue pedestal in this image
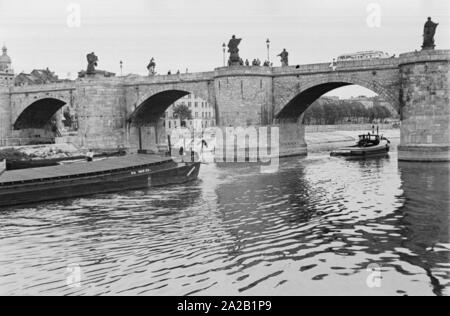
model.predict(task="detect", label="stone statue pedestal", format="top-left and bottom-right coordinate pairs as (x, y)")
top-left (78, 70), bottom-right (116, 79)
top-left (228, 52), bottom-right (241, 67)
top-left (421, 45), bottom-right (436, 51)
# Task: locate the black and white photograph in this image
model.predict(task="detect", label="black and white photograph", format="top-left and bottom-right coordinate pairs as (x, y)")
top-left (0, 0), bottom-right (449, 299)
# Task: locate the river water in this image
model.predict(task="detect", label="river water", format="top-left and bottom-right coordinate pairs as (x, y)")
top-left (0, 140), bottom-right (449, 296)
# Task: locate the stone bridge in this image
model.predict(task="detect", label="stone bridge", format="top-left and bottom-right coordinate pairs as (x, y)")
top-left (0, 49), bottom-right (449, 161)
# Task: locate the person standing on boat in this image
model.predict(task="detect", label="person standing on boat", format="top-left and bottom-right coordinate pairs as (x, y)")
top-left (86, 149), bottom-right (94, 162)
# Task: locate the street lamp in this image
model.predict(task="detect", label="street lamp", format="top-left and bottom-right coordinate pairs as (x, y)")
top-left (222, 43), bottom-right (226, 67)
top-left (266, 39), bottom-right (271, 63)
top-left (120, 60), bottom-right (123, 76)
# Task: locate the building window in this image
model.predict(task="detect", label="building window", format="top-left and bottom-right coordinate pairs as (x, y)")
top-left (195, 102), bottom-right (198, 108)
top-left (195, 112), bottom-right (198, 118)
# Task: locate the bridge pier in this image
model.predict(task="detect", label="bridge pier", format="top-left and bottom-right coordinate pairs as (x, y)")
top-left (0, 86), bottom-right (11, 143)
top-left (277, 119), bottom-right (308, 157)
top-left (398, 50), bottom-right (450, 162)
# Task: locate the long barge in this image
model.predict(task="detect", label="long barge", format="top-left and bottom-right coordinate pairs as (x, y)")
top-left (0, 154), bottom-right (200, 207)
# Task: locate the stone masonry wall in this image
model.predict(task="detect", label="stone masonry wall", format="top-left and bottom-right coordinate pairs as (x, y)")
top-left (213, 67), bottom-right (274, 126)
top-left (0, 86), bottom-right (11, 142)
top-left (75, 77), bottom-right (127, 149)
top-left (398, 50), bottom-right (450, 161)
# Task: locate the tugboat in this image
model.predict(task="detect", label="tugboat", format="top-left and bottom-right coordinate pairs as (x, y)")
top-left (331, 131), bottom-right (390, 159)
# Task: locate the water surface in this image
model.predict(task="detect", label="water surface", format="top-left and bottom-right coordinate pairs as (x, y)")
top-left (0, 144), bottom-right (449, 296)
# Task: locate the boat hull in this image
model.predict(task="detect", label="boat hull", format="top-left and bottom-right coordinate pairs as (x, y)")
top-left (331, 142), bottom-right (390, 159)
top-left (0, 160), bottom-right (200, 208)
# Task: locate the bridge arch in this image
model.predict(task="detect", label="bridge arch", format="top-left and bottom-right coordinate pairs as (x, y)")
top-left (126, 88), bottom-right (216, 151)
top-left (14, 97), bottom-right (67, 130)
top-left (275, 76), bottom-right (400, 120)
top-left (128, 90), bottom-right (191, 125)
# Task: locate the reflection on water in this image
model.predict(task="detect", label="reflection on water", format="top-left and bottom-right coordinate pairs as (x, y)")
top-left (0, 151), bottom-right (449, 296)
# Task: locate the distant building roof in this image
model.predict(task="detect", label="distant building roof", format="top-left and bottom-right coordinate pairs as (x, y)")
top-left (15, 68), bottom-right (61, 86)
top-left (0, 45), bottom-right (11, 65)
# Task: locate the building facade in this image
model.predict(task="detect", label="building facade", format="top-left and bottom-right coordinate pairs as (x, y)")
top-left (15, 68), bottom-right (62, 86)
top-left (165, 94), bottom-right (216, 134)
top-left (0, 45), bottom-right (14, 86)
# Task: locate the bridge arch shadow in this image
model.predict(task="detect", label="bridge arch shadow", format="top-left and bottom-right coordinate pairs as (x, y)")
top-left (128, 90), bottom-right (191, 125)
top-left (14, 98), bottom-right (67, 130)
top-left (276, 79), bottom-right (400, 121)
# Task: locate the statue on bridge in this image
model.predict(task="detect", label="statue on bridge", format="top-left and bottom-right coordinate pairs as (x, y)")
top-left (422, 17), bottom-right (438, 50)
top-left (228, 35), bottom-right (242, 66)
top-left (86, 52), bottom-right (98, 74)
top-left (78, 52), bottom-right (115, 78)
top-left (278, 49), bottom-right (289, 67)
top-left (147, 58), bottom-right (156, 76)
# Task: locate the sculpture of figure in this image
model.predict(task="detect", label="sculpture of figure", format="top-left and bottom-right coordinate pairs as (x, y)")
top-left (263, 60), bottom-right (270, 67)
top-left (86, 52), bottom-right (98, 74)
top-left (278, 49), bottom-right (289, 67)
top-left (239, 58), bottom-right (244, 66)
top-left (228, 35), bottom-right (242, 65)
top-left (256, 58), bottom-right (261, 66)
top-left (252, 59), bottom-right (258, 66)
top-left (422, 17), bottom-right (438, 50)
top-left (147, 57), bottom-right (156, 76)
top-left (245, 59), bottom-right (250, 66)
top-left (329, 58), bottom-right (337, 71)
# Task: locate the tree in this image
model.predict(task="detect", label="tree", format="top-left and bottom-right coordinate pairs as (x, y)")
top-left (302, 98), bottom-right (394, 125)
top-left (172, 104), bottom-right (192, 121)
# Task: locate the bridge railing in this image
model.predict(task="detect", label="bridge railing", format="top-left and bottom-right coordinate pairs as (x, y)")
top-left (272, 57), bottom-right (399, 75)
top-left (122, 71), bottom-right (216, 85)
top-left (9, 82), bottom-right (77, 94)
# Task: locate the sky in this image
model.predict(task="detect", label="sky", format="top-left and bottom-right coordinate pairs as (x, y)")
top-left (0, 0), bottom-right (449, 97)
